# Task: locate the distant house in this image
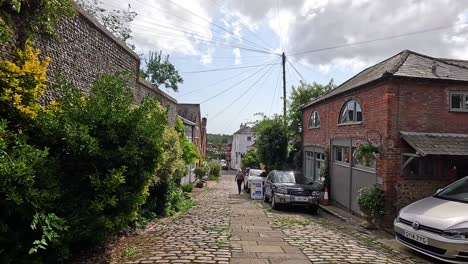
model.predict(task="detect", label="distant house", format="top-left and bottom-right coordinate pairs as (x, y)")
top-left (301, 50), bottom-right (468, 225)
top-left (177, 104), bottom-right (207, 162)
top-left (231, 123), bottom-right (255, 170)
top-left (178, 104), bottom-right (207, 183)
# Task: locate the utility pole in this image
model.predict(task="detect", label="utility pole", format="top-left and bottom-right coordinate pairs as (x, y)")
top-left (282, 52), bottom-right (287, 123)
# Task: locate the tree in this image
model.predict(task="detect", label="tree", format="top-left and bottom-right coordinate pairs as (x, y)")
top-left (287, 80), bottom-right (335, 169)
top-left (76, 0), bottom-right (137, 49)
top-left (142, 51), bottom-right (184, 92)
top-left (255, 116), bottom-right (288, 172)
top-left (242, 148), bottom-right (260, 168)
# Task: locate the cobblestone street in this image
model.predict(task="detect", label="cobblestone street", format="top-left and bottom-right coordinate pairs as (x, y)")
top-left (124, 174), bottom-right (433, 264)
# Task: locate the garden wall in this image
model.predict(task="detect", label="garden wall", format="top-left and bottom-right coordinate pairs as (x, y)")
top-left (1, 3), bottom-right (178, 125)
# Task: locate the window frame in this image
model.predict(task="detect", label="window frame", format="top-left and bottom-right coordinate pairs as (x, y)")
top-left (338, 99), bottom-right (363, 125)
top-left (449, 91), bottom-right (468, 112)
top-left (308, 110), bottom-right (321, 129)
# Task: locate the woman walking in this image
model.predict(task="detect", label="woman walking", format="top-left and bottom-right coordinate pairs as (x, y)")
top-left (235, 169), bottom-right (244, 194)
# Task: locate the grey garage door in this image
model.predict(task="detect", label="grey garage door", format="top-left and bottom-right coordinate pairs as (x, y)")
top-left (331, 139), bottom-right (376, 214)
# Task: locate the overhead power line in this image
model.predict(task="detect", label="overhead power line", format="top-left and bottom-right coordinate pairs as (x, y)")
top-left (210, 63), bottom-right (277, 121)
top-left (287, 58), bottom-right (307, 83)
top-left (211, 0), bottom-right (275, 50)
top-left (222, 64), bottom-right (278, 134)
top-left (177, 60), bottom-right (274, 97)
top-left (290, 22), bottom-right (468, 56)
top-left (131, 0), bottom-right (274, 53)
top-left (163, 0), bottom-right (273, 53)
top-left (201, 60), bottom-right (280, 104)
top-left (180, 62), bottom-right (279, 74)
top-left (131, 25), bottom-right (274, 55)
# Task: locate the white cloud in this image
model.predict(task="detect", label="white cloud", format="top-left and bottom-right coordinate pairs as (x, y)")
top-left (225, 0), bottom-right (468, 70)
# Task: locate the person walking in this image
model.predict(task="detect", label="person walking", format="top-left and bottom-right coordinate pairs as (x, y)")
top-left (235, 169), bottom-right (244, 194)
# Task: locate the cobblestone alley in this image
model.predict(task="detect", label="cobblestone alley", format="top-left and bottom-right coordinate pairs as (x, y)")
top-left (123, 174), bottom-right (433, 264)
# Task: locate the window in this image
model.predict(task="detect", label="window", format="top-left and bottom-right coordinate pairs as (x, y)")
top-left (308, 111), bottom-right (320, 128)
top-left (403, 157), bottom-right (435, 178)
top-left (450, 92), bottom-right (468, 112)
top-left (333, 146), bottom-right (350, 163)
top-left (339, 100), bottom-right (363, 124)
top-left (315, 153), bottom-right (325, 181)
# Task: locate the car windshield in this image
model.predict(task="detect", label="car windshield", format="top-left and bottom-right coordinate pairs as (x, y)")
top-left (275, 171), bottom-right (308, 184)
top-left (435, 177), bottom-right (468, 203)
top-left (249, 170), bottom-right (263, 176)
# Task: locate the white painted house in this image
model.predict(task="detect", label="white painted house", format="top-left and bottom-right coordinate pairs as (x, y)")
top-left (230, 124), bottom-right (255, 170)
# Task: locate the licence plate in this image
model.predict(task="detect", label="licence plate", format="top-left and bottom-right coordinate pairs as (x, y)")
top-left (294, 196), bottom-right (308, 202)
top-left (404, 230), bottom-right (428, 245)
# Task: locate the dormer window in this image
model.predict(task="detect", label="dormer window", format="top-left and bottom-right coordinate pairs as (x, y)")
top-left (308, 111), bottom-right (320, 128)
top-left (339, 100), bottom-right (362, 125)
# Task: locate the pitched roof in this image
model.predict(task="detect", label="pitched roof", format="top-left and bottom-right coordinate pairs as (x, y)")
top-left (177, 104), bottom-right (200, 123)
top-left (401, 131), bottom-right (468, 156)
top-left (178, 115), bottom-right (196, 126)
top-left (234, 126), bottom-right (253, 135)
top-left (303, 50), bottom-right (468, 108)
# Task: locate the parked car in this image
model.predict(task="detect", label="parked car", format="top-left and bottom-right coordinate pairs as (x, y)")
top-left (394, 176), bottom-right (468, 264)
top-left (264, 170), bottom-right (322, 214)
top-left (220, 159), bottom-right (228, 170)
top-left (244, 169), bottom-right (266, 192)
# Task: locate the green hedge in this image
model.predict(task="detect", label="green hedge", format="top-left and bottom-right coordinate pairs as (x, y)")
top-left (0, 45), bottom-right (193, 262)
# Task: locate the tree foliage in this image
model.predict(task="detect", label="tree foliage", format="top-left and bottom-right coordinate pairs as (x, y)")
top-left (142, 51), bottom-right (183, 92)
top-left (255, 115), bottom-right (288, 172)
top-left (241, 148), bottom-right (260, 169)
top-left (0, 44), bottom-right (175, 262)
top-left (175, 118), bottom-right (199, 164)
top-left (287, 80), bottom-right (335, 169)
top-left (0, 0), bottom-right (75, 44)
top-left (76, 0), bottom-right (137, 49)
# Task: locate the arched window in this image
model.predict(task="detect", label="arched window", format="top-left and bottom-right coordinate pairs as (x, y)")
top-left (339, 100), bottom-right (363, 124)
top-left (308, 111), bottom-right (320, 128)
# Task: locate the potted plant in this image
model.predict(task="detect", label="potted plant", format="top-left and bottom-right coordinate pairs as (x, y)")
top-left (356, 186), bottom-right (385, 229)
top-left (355, 141), bottom-right (381, 167)
top-left (194, 167), bottom-right (206, 188)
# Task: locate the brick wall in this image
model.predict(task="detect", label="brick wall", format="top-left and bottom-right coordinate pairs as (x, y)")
top-left (302, 78), bottom-right (468, 224)
top-left (1, 4), bottom-right (178, 125)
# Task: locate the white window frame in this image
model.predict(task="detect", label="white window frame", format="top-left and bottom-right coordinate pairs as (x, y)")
top-left (308, 111), bottom-right (320, 128)
top-left (338, 100), bottom-right (363, 125)
top-left (449, 92), bottom-right (468, 112)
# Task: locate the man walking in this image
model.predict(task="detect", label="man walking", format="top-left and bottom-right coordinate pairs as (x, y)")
top-left (235, 169), bottom-right (244, 194)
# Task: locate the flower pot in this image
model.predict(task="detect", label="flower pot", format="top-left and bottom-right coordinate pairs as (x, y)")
top-left (359, 208), bottom-right (377, 230)
top-left (196, 181), bottom-right (204, 188)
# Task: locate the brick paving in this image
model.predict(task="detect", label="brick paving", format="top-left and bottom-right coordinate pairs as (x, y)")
top-left (123, 174), bottom-right (430, 264)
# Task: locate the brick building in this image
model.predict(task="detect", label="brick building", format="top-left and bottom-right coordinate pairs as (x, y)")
top-left (178, 104), bottom-right (207, 162)
top-left (301, 50), bottom-right (468, 224)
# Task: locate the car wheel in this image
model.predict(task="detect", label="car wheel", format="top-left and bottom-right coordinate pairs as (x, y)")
top-left (263, 193), bottom-right (270, 203)
top-left (309, 205), bottom-right (319, 215)
top-left (271, 193), bottom-right (278, 210)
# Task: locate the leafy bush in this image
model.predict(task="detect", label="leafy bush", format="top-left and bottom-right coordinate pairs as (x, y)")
top-left (0, 45), bottom-right (172, 262)
top-left (241, 148), bottom-right (260, 168)
top-left (194, 167), bottom-right (207, 180)
top-left (357, 186), bottom-right (385, 219)
top-left (181, 183), bottom-right (194, 193)
top-left (208, 162), bottom-right (221, 179)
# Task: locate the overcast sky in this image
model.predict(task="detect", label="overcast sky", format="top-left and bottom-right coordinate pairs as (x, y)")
top-left (99, 0), bottom-right (468, 134)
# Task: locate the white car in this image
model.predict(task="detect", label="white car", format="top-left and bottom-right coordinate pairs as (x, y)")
top-left (394, 176), bottom-right (468, 263)
top-left (245, 169), bottom-right (266, 192)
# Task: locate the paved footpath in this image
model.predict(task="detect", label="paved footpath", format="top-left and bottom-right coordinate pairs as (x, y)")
top-left (124, 175), bottom-right (429, 264)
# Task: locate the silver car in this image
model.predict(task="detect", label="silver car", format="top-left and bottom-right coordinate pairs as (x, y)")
top-left (394, 176), bottom-right (468, 263)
